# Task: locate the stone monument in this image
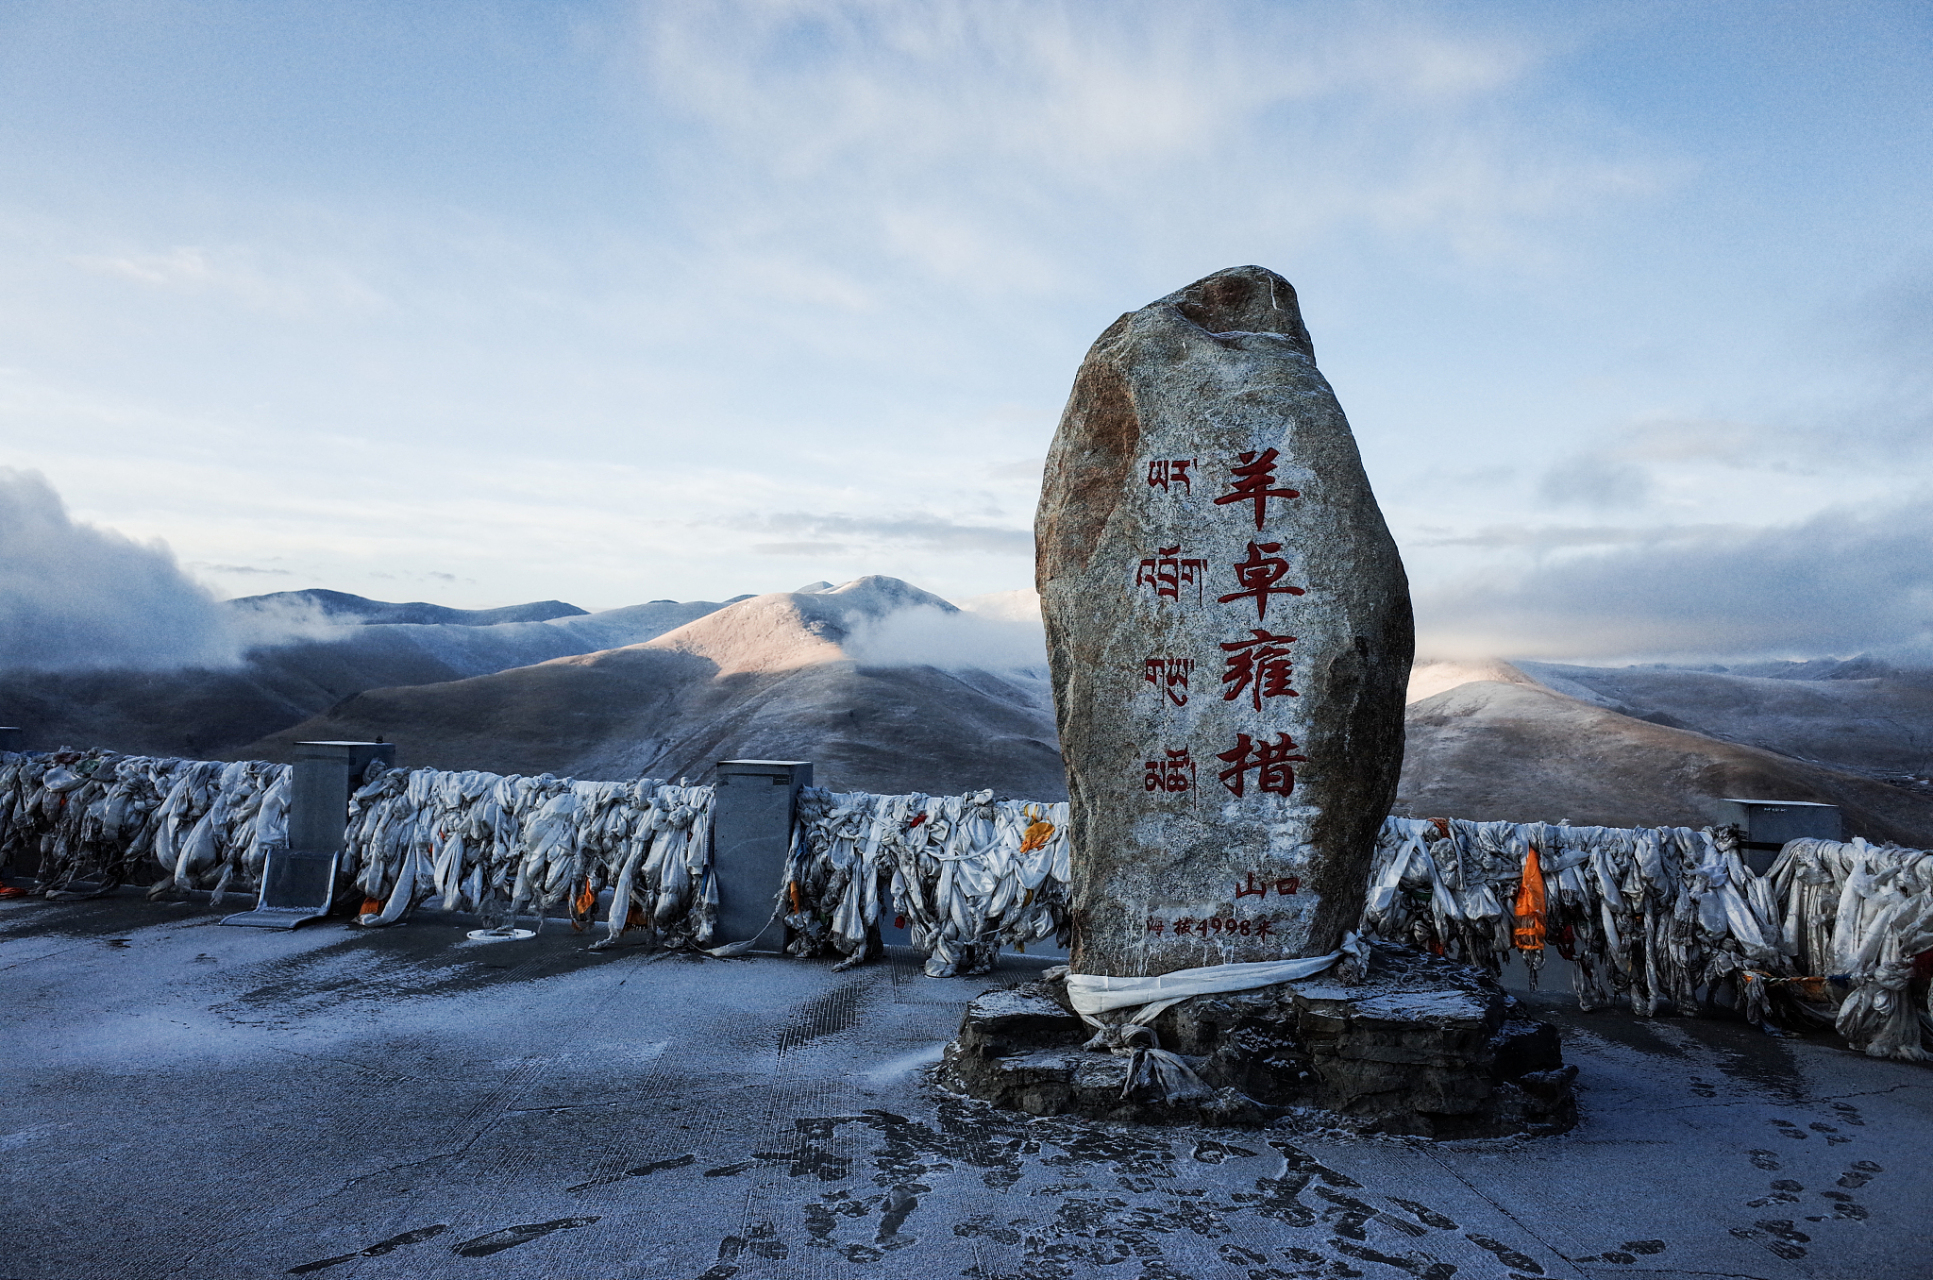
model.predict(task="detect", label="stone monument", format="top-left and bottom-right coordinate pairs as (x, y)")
top-left (945, 268), bottom-right (1575, 1135)
top-left (1038, 264), bottom-right (1410, 975)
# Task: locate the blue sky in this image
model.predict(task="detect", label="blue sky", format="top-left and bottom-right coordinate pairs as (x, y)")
top-left (1, 1), bottom-right (1929, 662)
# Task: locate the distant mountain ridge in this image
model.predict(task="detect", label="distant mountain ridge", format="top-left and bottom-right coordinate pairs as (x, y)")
top-left (3, 596), bottom-right (731, 758)
top-left (245, 576), bottom-right (1063, 800)
top-left (11, 577), bottom-right (1933, 843)
top-left (1399, 664), bottom-right (1933, 847)
top-left (1514, 658), bottom-right (1933, 782)
top-left (228, 588), bottom-right (589, 627)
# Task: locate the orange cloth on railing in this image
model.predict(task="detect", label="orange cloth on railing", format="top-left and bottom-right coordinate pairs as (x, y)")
top-left (1019, 820), bottom-right (1056, 853)
top-left (1512, 846), bottom-right (1547, 952)
top-left (570, 876), bottom-right (598, 932)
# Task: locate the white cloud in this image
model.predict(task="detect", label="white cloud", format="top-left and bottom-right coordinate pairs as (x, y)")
top-left (634, 0), bottom-right (1678, 292)
top-left (69, 244), bottom-right (387, 317)
top-left (957, 587), bottom-right (1041, 624)
top-left (1415, 495), bottom-right (1933, 663)
top-left (751, 511), bottom-right (1032, 556)
top-left (844, 597), bottom-right (1047, 670)
top-left (0, 469), bottom-right (333, 672)
top-left (1536, 452), bottom-right (1654, 508)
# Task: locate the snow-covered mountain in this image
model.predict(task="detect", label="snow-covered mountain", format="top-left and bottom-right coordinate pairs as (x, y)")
top-left (11, 577), bottom-right (1933, 842)
top-left (1514, 658), bottom-right (1933, 781)
top-left (0, 591), bottom-right (737, 758)
top-left (226, 588), bottom-right (591, 628)
top-left (1400, 660), bottom-right (1933, 846)
top-left (242, 577), bottom-right (1064, 800)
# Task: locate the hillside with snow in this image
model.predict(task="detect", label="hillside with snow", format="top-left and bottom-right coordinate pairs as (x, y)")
top-left (243, 577), bottom-right (1065, 800)
top-left (0, 591), bottom-right (734, 758)
top-left (1398, 660), bottom-right (1933, 846)
top-left (8, 571), bottom-right (1933, 842)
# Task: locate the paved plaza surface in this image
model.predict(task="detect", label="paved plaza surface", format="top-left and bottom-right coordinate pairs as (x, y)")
top-left (2, 893), bottom-right (1927, 1280)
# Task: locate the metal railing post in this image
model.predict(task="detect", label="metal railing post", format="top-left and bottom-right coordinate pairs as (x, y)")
top-left (711, 759), bottom-right (811, 954)
top-left (222, 740), bottom-right (395, 929)
top-left (1714, 798), bottom-right (1842, 875)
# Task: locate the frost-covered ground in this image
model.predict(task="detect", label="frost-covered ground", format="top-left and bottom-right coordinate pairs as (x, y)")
top-left (3, 892), bottom-right (1928, 1280)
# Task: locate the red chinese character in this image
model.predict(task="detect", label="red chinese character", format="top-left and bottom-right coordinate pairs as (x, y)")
top-left (1143, 656), bottom-right (1195, 707)
top-left (1220, 629), bottom-right (1299, 710)
top-left (1174, 917), bottom-right (1195, 935)
top-left (1276, 876), bottom-right (1300, 896)
top-left (1216, 732), bottom-right (1310, 799)
top-left (1234, 872), bottom-right (1267, 900)
top-left (1135, 546), bottom-right (1209, 603)
top-left (1143, 748), bottom-right (1196, 793)
top-left (1255, 918), bottom-right (1276, 939)
top-left (1217, 542), bottom-right (1305, 620)
top-left (1146, 916), bottom-right (1166, 935)
top-left (1146, 459), bottom-right (1195, 492)
top-left (1213, 447), bottom-right (1300, 530)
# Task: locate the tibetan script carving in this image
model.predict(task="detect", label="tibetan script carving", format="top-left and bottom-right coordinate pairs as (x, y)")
top-left (1143, 657), bottom-right (1195, 706)
top-left (1147, 458), bottom-right (1195, 491)
top-left (1143, 748), bottom-right (1197, 793)
top-left (1135, 546), bottom-right (1208, 603)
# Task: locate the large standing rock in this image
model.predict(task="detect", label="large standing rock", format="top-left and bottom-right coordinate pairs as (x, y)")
top-left (1037, 266), bottom-right (1412, 978)
top-left (954, 270), bottom-right (1568, 1142)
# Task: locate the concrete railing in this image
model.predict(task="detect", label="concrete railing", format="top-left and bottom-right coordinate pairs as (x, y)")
top-left (5, 743), bottom-right (1930, 1059)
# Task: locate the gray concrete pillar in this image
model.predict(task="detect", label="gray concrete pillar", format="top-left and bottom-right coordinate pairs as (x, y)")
top-left (223, 740), bottom-right (395, 929)
top-left (1714, 798), bottom-right (1842, 875)
top-left (711, 759), bottom-right (811, 953)
top-left (0, 727), bottom-right (23, 753)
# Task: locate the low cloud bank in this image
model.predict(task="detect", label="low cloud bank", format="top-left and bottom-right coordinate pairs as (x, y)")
top-left (1416, 497), bottom-right (1933, 663)
top-left (845, 590), bottom-right (1048, 671)
top-left (0, 469), bottom-right (331, 673)
top-left (753, 513), bottom-right (1033, 558)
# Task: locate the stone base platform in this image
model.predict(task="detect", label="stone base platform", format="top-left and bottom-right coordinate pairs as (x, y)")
top-left (941, 941), bottom-right (1577, 1138)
